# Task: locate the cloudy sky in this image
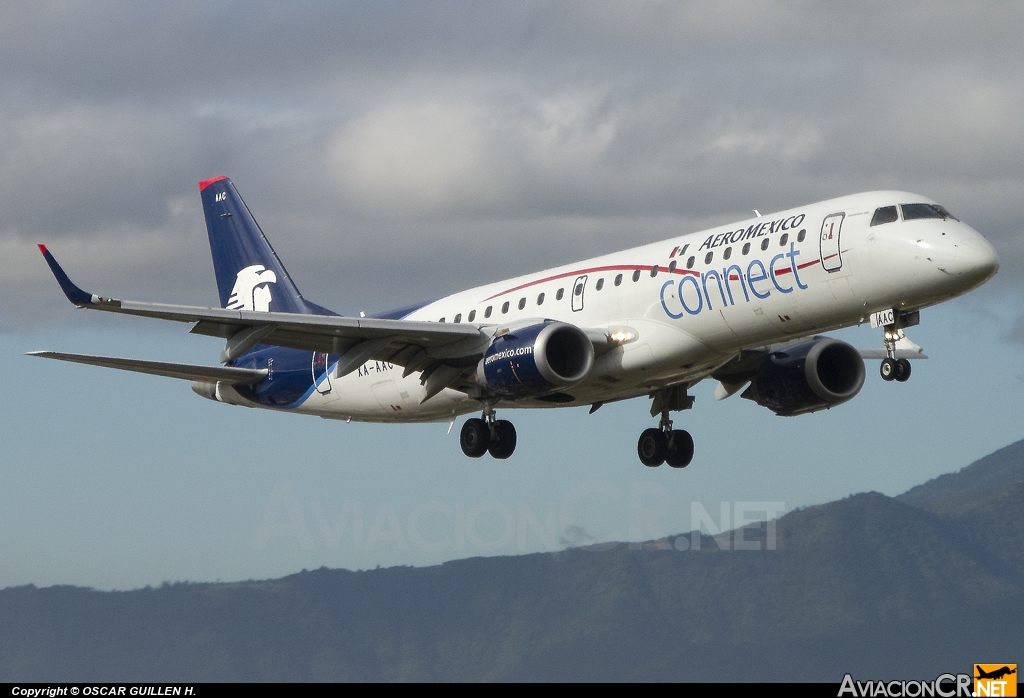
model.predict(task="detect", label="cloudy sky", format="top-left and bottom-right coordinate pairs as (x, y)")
top-left (2, 1), bottom-right (1024, 589)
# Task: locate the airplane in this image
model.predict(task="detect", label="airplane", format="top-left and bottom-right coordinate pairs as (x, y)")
top-left (975, 666), bottom-right (1016, 681)
top-left (30, 176), bottom-right (999, 467)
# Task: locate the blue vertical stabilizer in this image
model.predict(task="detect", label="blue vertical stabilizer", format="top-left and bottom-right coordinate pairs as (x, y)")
top-left (199, 176), bottom-right (334, 315)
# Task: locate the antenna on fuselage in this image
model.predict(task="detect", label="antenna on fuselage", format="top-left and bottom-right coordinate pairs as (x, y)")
top-left (753, 210), bottom-right (762, 217)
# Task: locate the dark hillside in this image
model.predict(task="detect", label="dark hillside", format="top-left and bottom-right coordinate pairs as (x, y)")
top-left (898, 438), bottom-right (1024, 508)
top-left (2, 441), bottom-right (1022, 681)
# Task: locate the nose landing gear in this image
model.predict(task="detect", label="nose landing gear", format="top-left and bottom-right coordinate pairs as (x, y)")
top-left (459, 403), bottom-right (517, 459)
top-left (879, 321), bottom-right (915, 383)
top-left (879, 356), bottom-right (911, 382)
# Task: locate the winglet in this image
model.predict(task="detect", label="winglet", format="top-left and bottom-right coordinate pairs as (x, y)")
top-left (37, 244), bottom-right (95, 306)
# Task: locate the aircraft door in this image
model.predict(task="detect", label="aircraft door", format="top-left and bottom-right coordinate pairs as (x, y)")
top-left (820, 213), bottom-right (845, 272)
top-left (312, 351), bottom-right (332, 395)
top-left (571, 275), bottom-right (587, 312)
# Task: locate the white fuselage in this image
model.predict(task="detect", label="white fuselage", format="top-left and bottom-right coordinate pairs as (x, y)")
top-left (289, 191), bottom-right (997, 423)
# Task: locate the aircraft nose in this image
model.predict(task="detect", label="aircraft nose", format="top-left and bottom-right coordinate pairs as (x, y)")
top-left (936, 228), bottom-right (999, 291)
top-left (958, 231), bottom-right (999, 284)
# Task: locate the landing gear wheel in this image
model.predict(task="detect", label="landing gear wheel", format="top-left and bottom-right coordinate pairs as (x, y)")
top-left (488, 420), bottom-right (517, 459)
top-left (894, 358), bottom-right (911, 382)
top-left (460, 418), bottom-right (490, 458)
top-left (880, 357), bottom-right (897, 381)
top-left (638, 428), bottom-right (668, 467)
top-left (665, 430), bottom-right (694, 468)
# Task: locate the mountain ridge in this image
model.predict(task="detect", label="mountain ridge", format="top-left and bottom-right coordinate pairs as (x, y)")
top-left (2, 437), bottom-right (1022, 681)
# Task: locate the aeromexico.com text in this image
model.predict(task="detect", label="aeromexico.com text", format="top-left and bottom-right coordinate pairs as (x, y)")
top-left (484, 346), bottom-right (534, 365)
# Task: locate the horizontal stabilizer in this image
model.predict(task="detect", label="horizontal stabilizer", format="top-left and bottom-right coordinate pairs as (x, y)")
top-left (26, 351), bottom-right (268, 384)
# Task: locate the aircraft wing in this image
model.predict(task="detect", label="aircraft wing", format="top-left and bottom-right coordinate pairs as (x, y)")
top-left (856, 346), bottom-right (928, 360)
top-left (38, 245), bottom-right (490, 374)
top-left (26, 351), bottom-right (269, 384)
top-left (38, 245), bottom-right (642, 399)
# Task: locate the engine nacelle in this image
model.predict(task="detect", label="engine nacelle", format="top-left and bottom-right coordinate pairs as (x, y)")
top-left (477, 321), bottom-right (594, 399)
top-left (744, 338), bottom-right (865, 416)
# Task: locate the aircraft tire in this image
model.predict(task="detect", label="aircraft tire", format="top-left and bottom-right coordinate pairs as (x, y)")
top-left (460, 418), bottom-right (490, 458)
top-left (880, 358), bottom-right (897, 381)
top-left (638, 428), bottom-right (668, 467)
top-left (488, 420), bottom-right (517, 459)
top-left (895, 358), bottom-right (911, 382)
top-left (665, 430), bottom-right (694, 468)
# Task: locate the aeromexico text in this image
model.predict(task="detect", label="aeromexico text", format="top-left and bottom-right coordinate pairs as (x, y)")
top-left (698, 213), bottom-right (806, 251)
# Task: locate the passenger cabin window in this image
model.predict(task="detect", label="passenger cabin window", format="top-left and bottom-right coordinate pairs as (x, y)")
top-left (484, 306), bottom-right (492, 318)
top-left (704, 251), bottom-right (713, 264)
top-left (632, 270), bottom-right (641, 282)
top-left (686, 256), bottom-right (695, 269)
top-left (870, 206), bottom-right (898, 226)
top-left (723, 247), bottom-right (732, 261)
top-left (650, 265), bottom-right (658, 277)
top-left (596, 278), bottom-right (604, 291)
top-left (760, 239), bottom-right (770, 251)
top-left (742, 243), bottom-right (750, 255)
top-left (439, 317), bottom-right (445, 323)
top-left (556, 288), bottom-right (564, 301)
top-left (468, 310), bottom-right (476, 322)
top-left (614, 274), bottom-right (622, 286)
top-left (902, 203), bottom-right (953, 221)
top-left (518, 297), bottom-right (526, 310)
top-left (537, 292), bottom-right (545, 305)
top-left (668, 260), bottom-right (677, 272)
top-left (502, 301), bottom-right (509, 314)
top-left (454, 313), bottom-right (461, 323)
top-left (797, 229), bottom-right (806, 242)
top-left (779, 233), bottom-right (788, 246)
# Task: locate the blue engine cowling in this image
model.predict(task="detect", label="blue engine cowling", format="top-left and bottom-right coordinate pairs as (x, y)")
top-left (477, 321), bottom-right (595, 399)
top-left (743, 338), bottom-right (865, 416)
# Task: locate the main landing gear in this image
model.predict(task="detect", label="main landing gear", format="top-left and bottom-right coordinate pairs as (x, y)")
top-left (638, 384), bottom-right (695, 468)
top-left (460, 404), bottom-right (517, 459)
top-left (638, 426), bottom-right (694, 468)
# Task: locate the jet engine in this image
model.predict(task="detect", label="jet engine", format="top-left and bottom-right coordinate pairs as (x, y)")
top-left (477, 321), bottom-right (594, 399)
top-left (743, 338), bottom-right (865, 416)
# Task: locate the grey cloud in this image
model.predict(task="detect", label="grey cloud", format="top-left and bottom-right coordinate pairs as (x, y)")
top-left (3, 1), bottom-right (1024, 333)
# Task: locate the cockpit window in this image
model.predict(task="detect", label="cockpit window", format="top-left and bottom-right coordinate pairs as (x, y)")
top-left (901, 203), bottom-right (955, 221)
top-left (870, 206), bottom-right (898, 226)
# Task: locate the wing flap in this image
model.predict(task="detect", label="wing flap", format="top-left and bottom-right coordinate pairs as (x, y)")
top-left (26, 351), bottom-right (268, 384)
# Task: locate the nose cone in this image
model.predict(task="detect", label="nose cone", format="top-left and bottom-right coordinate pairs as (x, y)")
top-left (955, 231), bottom-right (999, 289)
